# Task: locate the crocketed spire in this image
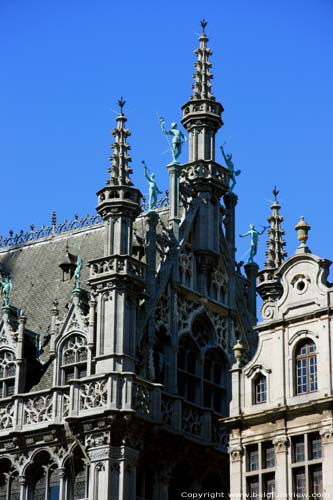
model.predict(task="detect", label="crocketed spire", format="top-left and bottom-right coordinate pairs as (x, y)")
top-left (264, 187), bottom-right (287, 269)
top-left (191, 19), bottom-right (215, 101)
top-left (108, 97), bottom-right (133, 186)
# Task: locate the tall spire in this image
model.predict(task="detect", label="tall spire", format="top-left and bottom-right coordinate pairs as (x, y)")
top-left (257, 188), bottom-right (286, 302)
top-left (181, 21), bottom-right (224, 163)
top-left (264, 187), bottom-right (287, 269)
top-left (191, 19), bottom-right (215, 101)
top-left (108, 97), bottom-right (133, 186)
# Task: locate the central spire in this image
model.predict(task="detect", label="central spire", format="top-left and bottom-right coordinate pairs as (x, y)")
top-left (264, 187), bottom-right (287, 269)
top-left (181, 21), bottom-right (223, 163)
top-left (108, 97), bottom-right (133, 186)
top-left (192, 19), bottom-right (215, 101)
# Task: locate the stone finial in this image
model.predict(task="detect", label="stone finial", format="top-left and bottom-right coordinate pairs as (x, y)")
top-left (295, 216), bottom-right (311, 252)
top-left (264, 187), bottom-right (287, 269)
top-left (192, 20), bottom-right (215, 100)
top-left (108, 97), bottom-right (133, 187)
top-left (233, 339), bottom-right (243, 364)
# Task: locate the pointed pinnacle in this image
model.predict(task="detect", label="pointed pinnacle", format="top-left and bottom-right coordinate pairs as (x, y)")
top-left (200, 19), bottom-right (207, 33)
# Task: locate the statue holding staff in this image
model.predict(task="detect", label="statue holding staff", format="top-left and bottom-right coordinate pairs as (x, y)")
top-left (74, 255), bottom-right (83, 290)
top-left (0, 276), bottom-right (12, 307)
top-left (221, 143), bottom-right (241, 192)
top-left (159, 117), bottom-right (187, 163)
top-left (142, 161), bottom-right (162, 211)
top-left (239, 224), bottom-right (268, 263)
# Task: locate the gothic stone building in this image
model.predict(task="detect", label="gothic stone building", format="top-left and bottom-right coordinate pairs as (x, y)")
top-left (227, 202), bottom-right (333, 498)
top-left (0, 25), bottom-right (257, 499)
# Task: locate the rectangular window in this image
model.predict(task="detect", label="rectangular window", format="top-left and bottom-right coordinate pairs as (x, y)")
top-left (310, 465), bottom-right (322, 495)
top-left (263, 443), bottom-right (275, 469)
top-left (309, 434), bottom-right (322, 460)
top-left (297, 359), bottom-right (307, 394)
top-left (248, 446), bottom-right (259, 472)
top-left (309, 356), bottom-right (318, 391)
top-left (247, 477), bottom-right (259, 498)
top-left (255, 376), bottom-right (267, 403)
top-left (294, 468), bottom-right (306, 497)
top-left (264, 474), bottom-right (275, 499)
top-left (293, 436), bottom-right (305, 463)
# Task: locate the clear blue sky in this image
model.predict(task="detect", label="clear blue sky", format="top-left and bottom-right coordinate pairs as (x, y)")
top-left (1, 0), bottom-right (332, 269)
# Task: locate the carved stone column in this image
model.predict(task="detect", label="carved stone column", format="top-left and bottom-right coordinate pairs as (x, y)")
top-left (87, 446), bottom-right (112, 500)
top-left (109, 446), bottom-right (140, 500)
top-left (229, 444), bottom-right (244, 498)
top-left (19, 475), bottom-right (26, 500)
top-left (273, 435), bottom-right (289, 498)
top-left (320, 427), bottom-right (333, 498)
top-left (58, 467), bottom-right (66, 500)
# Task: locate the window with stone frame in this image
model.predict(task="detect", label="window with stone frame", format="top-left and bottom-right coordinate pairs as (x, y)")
top-left (291, 433), bottom-right (322, 497)
top-left (246, 442), bottom-right (275, 499)
top-left (65, 448), bottom-right (88, 500)
top-left (61, 335), bottom-right (88, 384)
top-left (177, 335), bottom-right (200, 404)
top-left (0, 459), bottom-right (20, 500)
top-left (203, 348), bottom-right (227, 414)
top-left (0, 350), bottom-right (16, 399)
top-left (295, 339), bottom-right (317, 395)
top-left (26, 452), bottom-right (60, 500)
top-left (253, 373), bottom-right (267, 404)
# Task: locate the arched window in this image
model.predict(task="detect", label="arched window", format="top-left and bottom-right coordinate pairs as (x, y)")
top-left (203, 349), bottom-right (227, 414)
top-left (254, 374), bottom-right (267, 404)
top-left (26, 451), bottom-right (60, 500)
top-left (177, 336), bottom-right (200, 403)
top-left (61, 335), bottom-right (88, 384)
top-left (296, 339), bottom-right (317, 394)
top-left (0, 459), bottom-right (19, 500)
top-left (65, 447), bottom-right (88, 500)
top-left (0, 350), bottom-right (16, 398)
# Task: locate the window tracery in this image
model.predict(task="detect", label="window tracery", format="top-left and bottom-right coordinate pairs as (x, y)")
top-left (0, 350), bottom-right (16, 399)
top-left (61, 335), bottom-right (88, 384)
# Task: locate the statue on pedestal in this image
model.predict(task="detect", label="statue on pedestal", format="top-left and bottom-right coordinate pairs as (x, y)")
top-left (142, 161), bottom-right (162, 211)
top-left (159, 118), bottom-right (187, 163)
top-left (221, 144), bottom-right (241, 192)
top-left (0, 276), bottom-right (12, 307)
top-left (239, 224), bottom-right (268, 263)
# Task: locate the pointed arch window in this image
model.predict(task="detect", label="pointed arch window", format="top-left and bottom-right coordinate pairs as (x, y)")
top-left (203, 349), bottom-right (227, 414)
top-left (61, 335), bottom-right (88, 384)
top-left (26, 452), bottom-right (60, 500)
top-left (254, 373), bottom-right (267, 404)
top-left (0, 459), bottom-right (20, 500)
top-left (296, 339), bottom-right (317, 394)
top-left (177, 336), bottom-right (200, 403)
top-left (0, 350), bottom-right (16, 398)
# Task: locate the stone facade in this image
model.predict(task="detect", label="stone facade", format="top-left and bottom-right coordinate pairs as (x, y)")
top-left (227, 207), bottom-right (333, 498)
top-left (0, 24), bottom-right (256, 499)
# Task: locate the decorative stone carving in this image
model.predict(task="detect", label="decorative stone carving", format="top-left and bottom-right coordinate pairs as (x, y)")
top-left (155, 289), bottom-right (170, 332)
top-left (86, 432), bottom-right (110, 448)
top-left (0, 401), bottom-right (14, 429)
top-left (229, 445), bottom-right (244, 462)
top-left (23, 395), bottom-right (53, 425)
top-left (320, 427), bottom-right (333, 443)
top-left (182, 404), bottom-right (204, 437)
top-left (210, 312), bottom-right (227, 348)
top-left (261, 301), bottom-right (275, 320)
top-left (132, 383), bottom-right (152, 417)
top-left (88, 447), bottom-right (111, 462)
top-left (80, 379), bottom-right (108, 410)
top-left (176, 296), bottom-right (200, 332)
top-left (273, 435), bottom-right (289, 452)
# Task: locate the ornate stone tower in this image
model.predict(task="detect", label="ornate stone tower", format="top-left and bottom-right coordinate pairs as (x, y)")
top-left (88, 98), bottom-right (145, 373)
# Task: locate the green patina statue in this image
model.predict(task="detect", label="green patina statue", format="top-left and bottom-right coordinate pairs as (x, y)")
top-left (159, 118), bottom-right (187, 163)
top-left (0, 276), bottom-right (12, 307)
top-left (142, 161), bottom-right (162, 211)
top-left (221, 144), bottom-right (241, 192)
top-left (74, 256), bottom-right (83, 290)
top-left (239, 224), bottom-right (268, 263)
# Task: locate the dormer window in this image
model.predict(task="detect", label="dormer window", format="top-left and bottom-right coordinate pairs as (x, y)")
top-left (0, 350), bottom-right (16, 398)
top-left (296, 339), bottom-right (317, 394)
top-left (61, 335), bottom-right (88, 384)
top-left (254, 373), bottom-right (267, 404)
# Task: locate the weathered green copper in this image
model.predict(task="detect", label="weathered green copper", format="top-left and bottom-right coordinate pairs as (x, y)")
top-left (142, 161), bottom-right (162, 211)
top-left (221, 144), bottom-right (241, 192)
top-left (74, 255), bottom-right (83, 290)
top-left (159, 118), bottom-right (187, 163)
top-left (239, 224), bottom-right (268, 263)
top-left (0, 276), bottom-right (12, 307)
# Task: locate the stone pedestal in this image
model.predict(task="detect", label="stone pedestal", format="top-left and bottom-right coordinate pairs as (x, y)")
top-left (244, 262), bottom-right (259, 324)
top-left (167, 162), bottom-right (182, 241)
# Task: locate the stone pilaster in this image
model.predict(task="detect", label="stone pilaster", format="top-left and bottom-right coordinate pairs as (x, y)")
top-left (320, 427), bottom-right (333, 498)
top-left (273, 435), bottom-right (289, 498)
top-left (229, 444), bottom-right (244, 499)
top-left (87, 446), bottom-right (112, 500)
top-left (167, 162), bottom-right (181, 241)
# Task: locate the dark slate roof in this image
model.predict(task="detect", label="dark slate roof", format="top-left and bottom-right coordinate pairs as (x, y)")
top-left (0, 225), bottom-right (104, 337)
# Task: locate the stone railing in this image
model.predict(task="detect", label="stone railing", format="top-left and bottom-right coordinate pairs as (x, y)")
top-left (89, 255), bottom-right (146, 282)
top-left (0, 376), bottom-right (227, 451)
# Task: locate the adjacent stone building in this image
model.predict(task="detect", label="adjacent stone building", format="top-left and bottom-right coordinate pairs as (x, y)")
top-left (227, 197), bottom-right (333, 498)
top-left (0, 24), bottom-right (256, 499)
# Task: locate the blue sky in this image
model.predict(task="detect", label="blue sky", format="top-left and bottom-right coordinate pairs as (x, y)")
top-left (1, 0), bottom-right (332, 269)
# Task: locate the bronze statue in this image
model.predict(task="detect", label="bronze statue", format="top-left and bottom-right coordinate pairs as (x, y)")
top-left (239, 224), bottom-right (268, 263)
top-left (159, 118), bottom-right (187, 163)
